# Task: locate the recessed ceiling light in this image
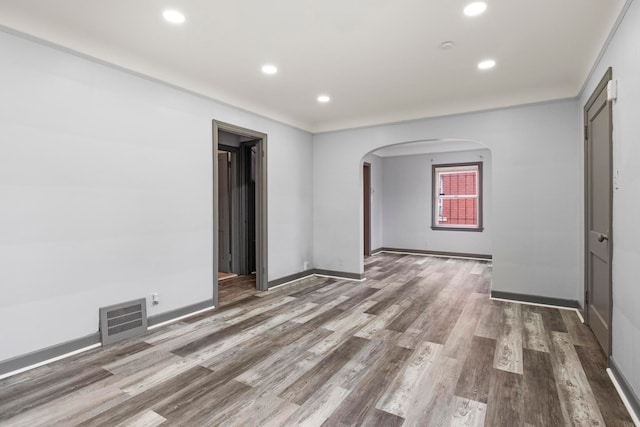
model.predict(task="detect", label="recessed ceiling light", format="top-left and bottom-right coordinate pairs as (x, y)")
top-left (163, 9), bottom-right (185, 24)
top-left (261, 64), bottom-right (278, 75)
top-left (464, 2), bottom-right (487, 16)
top-left (478, 59), bottom-right (496, 70)
top-left (440, 41), bottom-right (456, 50)
top-left (317, 95), bottom-right (331, 103)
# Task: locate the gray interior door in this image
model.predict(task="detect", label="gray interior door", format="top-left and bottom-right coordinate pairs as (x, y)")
top-left (218, 152), bottom-right (231, 273)
top-left (584, 68), bottom-right (613, 355)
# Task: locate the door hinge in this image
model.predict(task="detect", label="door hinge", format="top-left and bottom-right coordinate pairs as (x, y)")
top-left (585, 290), bottom-right (589, 305)
top-left (584, 125), bottom-right (588, 140)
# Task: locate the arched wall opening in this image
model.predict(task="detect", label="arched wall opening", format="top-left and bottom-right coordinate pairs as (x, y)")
top-left (311, 99), bottom-right (581, 303)
top-left (359, 139), bottom-right (492, 271)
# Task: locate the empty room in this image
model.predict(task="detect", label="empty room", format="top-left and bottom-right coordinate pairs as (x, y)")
top-left (0, 0), bottom-right (639, 425)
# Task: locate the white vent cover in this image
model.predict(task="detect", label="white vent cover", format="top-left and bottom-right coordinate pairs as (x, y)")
top-left (99, 299), bottom-right (148, 345)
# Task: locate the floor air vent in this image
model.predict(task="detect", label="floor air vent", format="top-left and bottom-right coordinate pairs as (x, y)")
top-left (99, 298), bottom-right (148, 345)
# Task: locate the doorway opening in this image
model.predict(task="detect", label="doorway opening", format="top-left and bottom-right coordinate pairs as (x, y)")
top-left (213, 121), bottom-right (268, 307)
top-left (363, 162), bottom-right (371, 256)
top-left (359, 140), bottom-right (492, 272)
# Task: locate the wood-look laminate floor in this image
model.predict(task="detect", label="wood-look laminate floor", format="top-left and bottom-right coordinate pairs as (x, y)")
top-left (218, 274), bottom-right (256, 307)
top-left (0, 254), bottom-right (634, 426)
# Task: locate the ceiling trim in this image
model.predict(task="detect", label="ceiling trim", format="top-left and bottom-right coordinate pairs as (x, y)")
top-left (0, 24), bottom-right (313, 133)
top-left (312, 97), bottom-right (576, 136)
top-left (576, 0), bottom-right (634, 100)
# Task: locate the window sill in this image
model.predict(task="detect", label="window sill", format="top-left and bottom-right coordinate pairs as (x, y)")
top-left (431, 226), bottom-right (484, 232)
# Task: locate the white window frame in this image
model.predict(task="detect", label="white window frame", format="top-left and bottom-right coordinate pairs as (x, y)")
top-left (431, 162), bottom-right (483, 231)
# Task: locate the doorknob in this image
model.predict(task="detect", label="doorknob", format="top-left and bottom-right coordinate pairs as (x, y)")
top-left (597, 233), bottom-right (609, 242)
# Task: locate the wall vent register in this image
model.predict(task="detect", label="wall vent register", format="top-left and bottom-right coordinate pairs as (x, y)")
top-left (99, 298), bottom-right (148, 345)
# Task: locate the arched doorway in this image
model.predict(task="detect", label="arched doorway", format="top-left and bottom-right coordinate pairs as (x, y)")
top-left (360, 139), bottom-right (492, 269)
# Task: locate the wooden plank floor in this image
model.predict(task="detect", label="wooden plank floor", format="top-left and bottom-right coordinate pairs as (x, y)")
top-left (218, 274), bottom-right (256, 307)
top-left (0, 253), bottom-right (634, 426)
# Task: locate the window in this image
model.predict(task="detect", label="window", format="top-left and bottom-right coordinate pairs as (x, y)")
top-left (432, 162), bottom-right (483, 231)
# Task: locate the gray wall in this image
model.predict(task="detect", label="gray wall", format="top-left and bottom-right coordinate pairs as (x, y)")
top-left (579, 0), bottom-right (640, 402)
top-left (362, 154), bottom-right (383, 251)
top-left (313, 99), bottom-right (581, 301)
top-left (0, 29), bottom-right (313, 362)
top-left (381, 149), bottom-right (492, 256)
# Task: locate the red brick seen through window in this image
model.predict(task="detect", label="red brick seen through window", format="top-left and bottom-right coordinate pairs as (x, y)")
top-left (438, 171), bottom-right (477, 226)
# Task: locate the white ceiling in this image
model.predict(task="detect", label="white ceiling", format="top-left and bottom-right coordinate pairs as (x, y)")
top-left (0, 0), bottom-right (625, 133)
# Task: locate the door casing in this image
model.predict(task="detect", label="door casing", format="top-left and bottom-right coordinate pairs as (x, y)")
top-left (213, 121), bottom-right (268, 306)
top-left (583, 67), bottom-right (613, 356)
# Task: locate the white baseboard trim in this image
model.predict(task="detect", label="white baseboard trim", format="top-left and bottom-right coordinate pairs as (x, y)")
top-left (490, 297), bottom-right (583, 319)
top-left (313, 274), bottom-right (366, 282)
top-left (375, 249), bottom-right (491, 262)
top-left (147, 305), bottom-right (216, 330)
top-left (0, 300), bottom-right (215, 380)
top-left (607, 368), bottom-right (640, 426)
top-left (0, 343), bottom-right (102, 381)
top-left (267, 274), bottom-right (316, 290)
top-left (269, 273), bottom-right (366, 291)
